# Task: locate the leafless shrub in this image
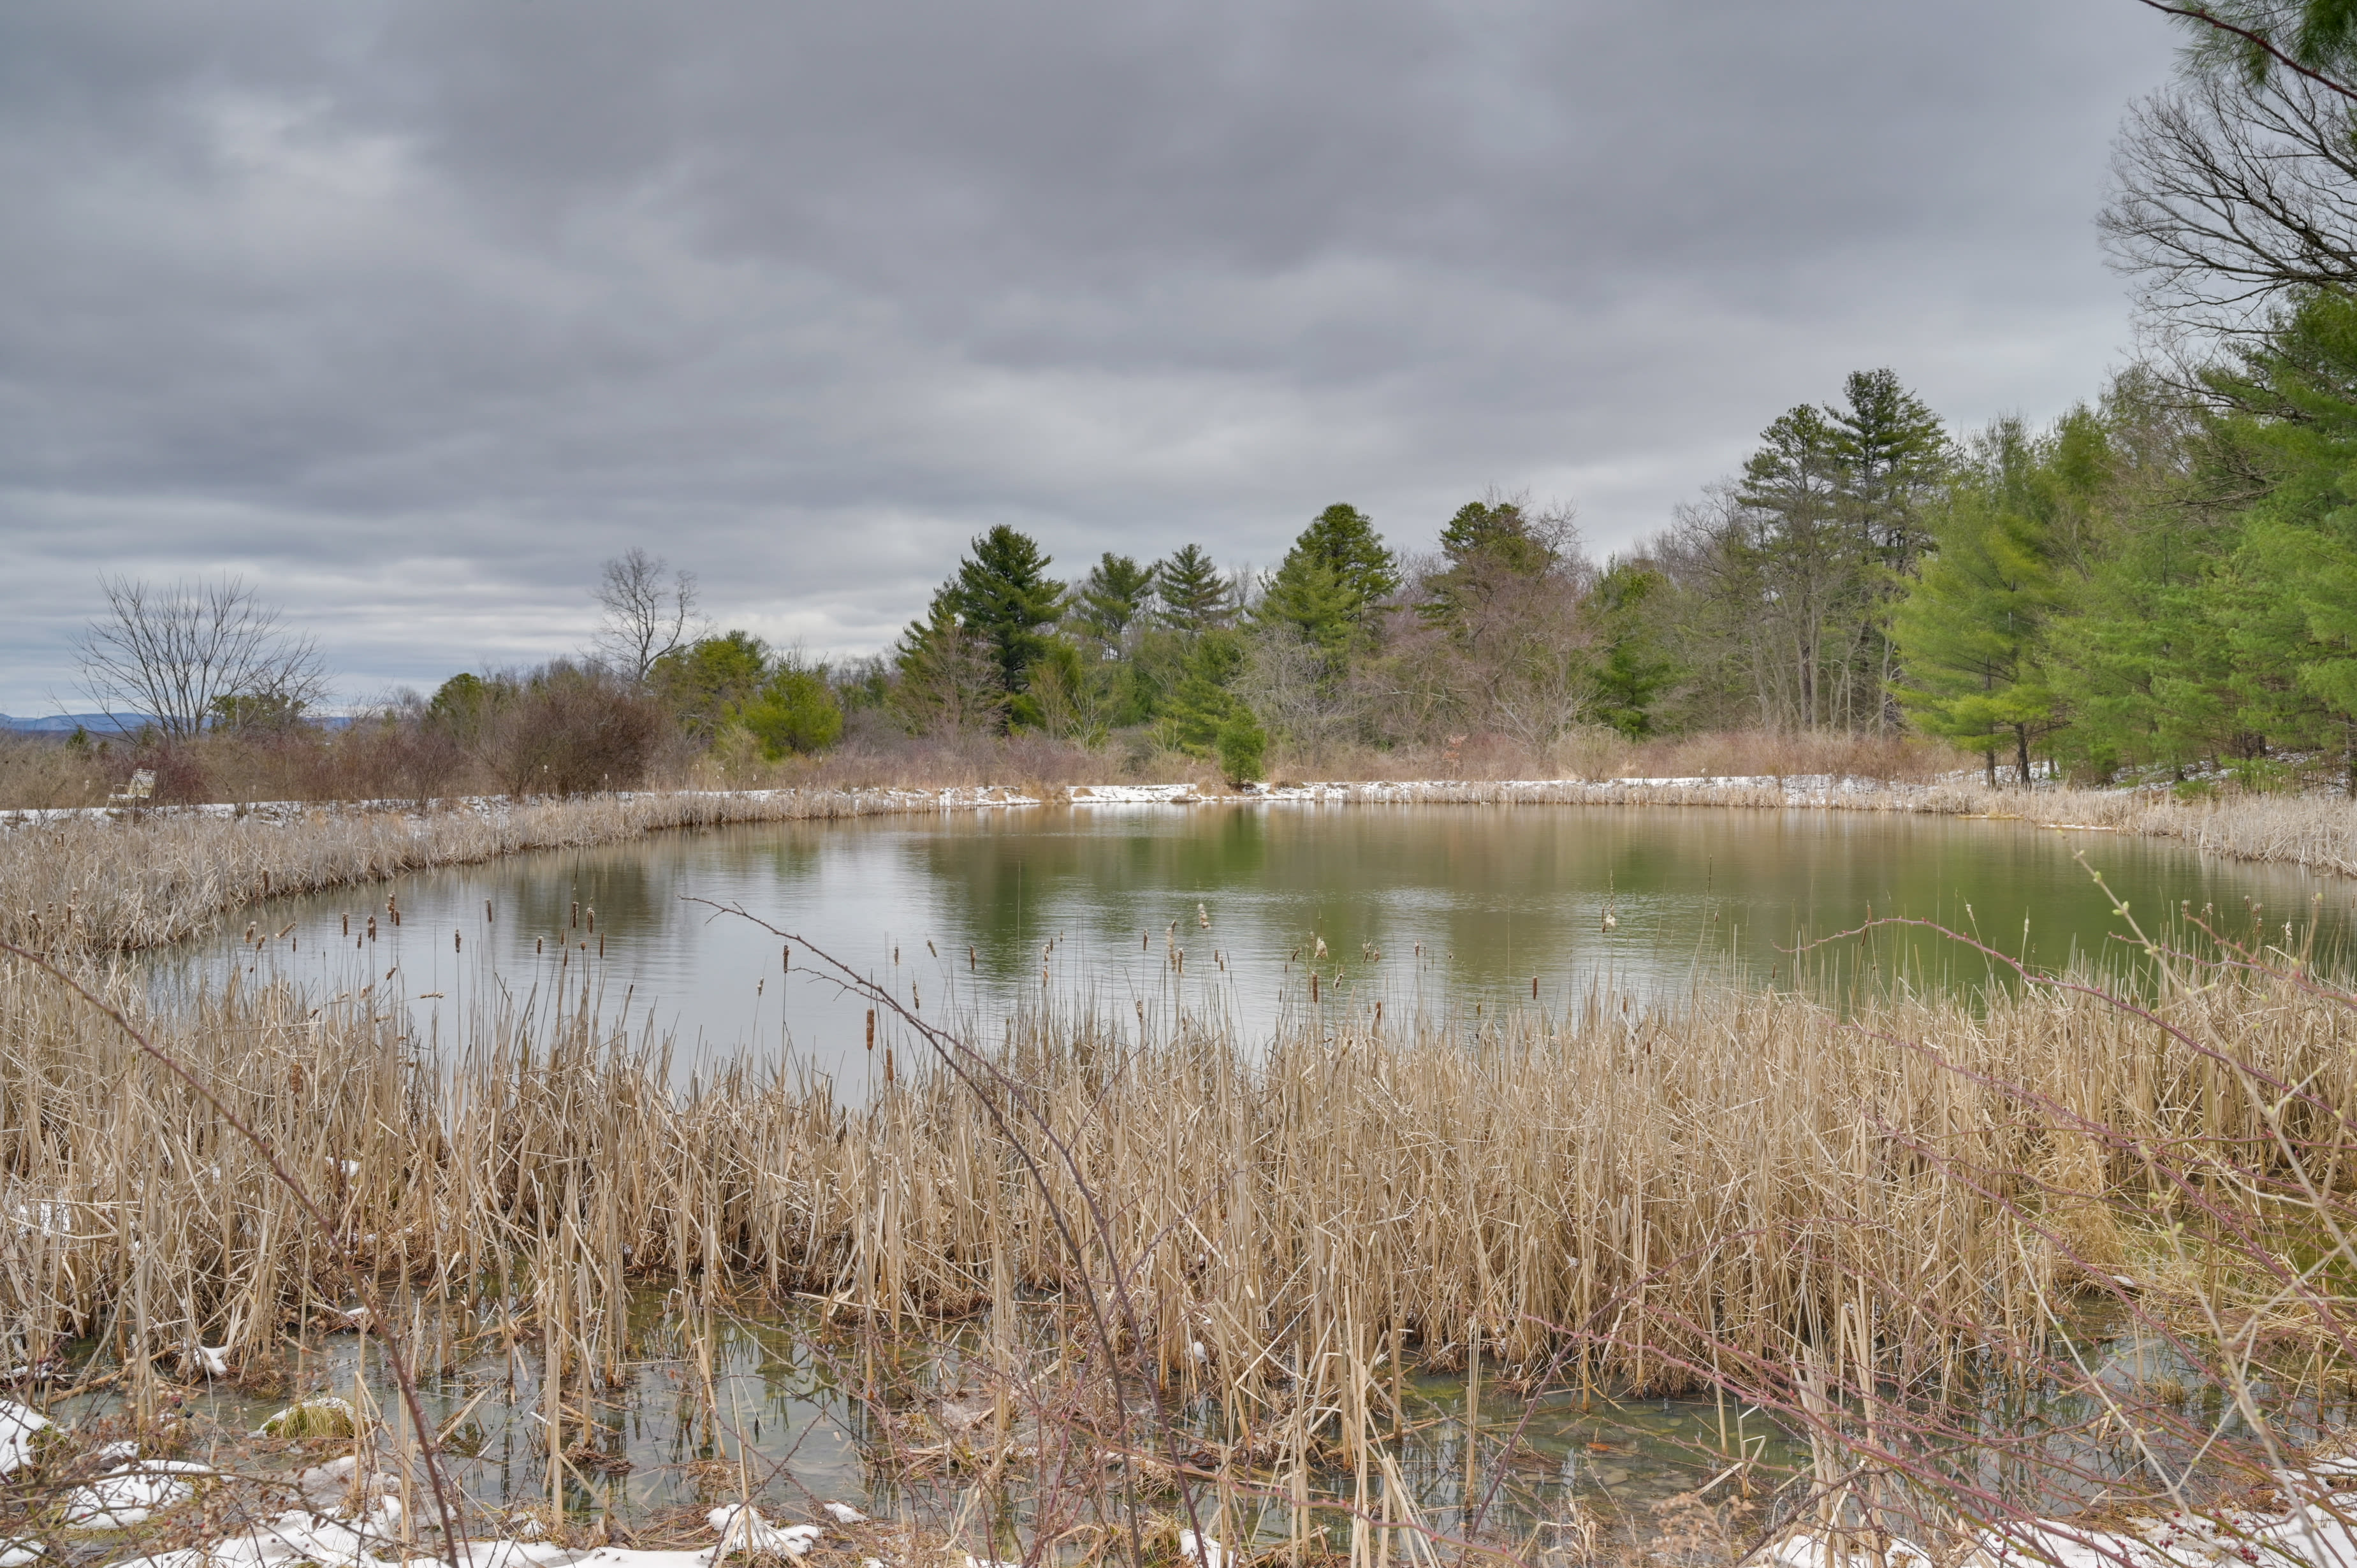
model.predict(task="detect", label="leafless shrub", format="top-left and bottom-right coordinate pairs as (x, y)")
top-left (481, 661), bottom-right (676, 795)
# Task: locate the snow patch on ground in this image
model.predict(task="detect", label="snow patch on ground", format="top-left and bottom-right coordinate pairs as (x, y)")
top-left (101, 1499), bottom-right (837, 1568)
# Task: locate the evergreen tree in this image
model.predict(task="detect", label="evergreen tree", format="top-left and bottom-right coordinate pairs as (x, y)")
top-left (1160, 628), bottom-right (1253, 757)
top-left (1295, 504), bottom-right (1399, 613)
top-left (652, 630), bottom-right (771, 739)
top-left (427, 672), bottom-right (499, 738)
top-left (1588, 563), bottom-right (1682, 739)
top-left (1830, 369), bottom-right (1949, 577)
top-left (1257, 504), bottom-right (1398, 655)
top-left (739, 655), bottom-right (843, 757)
top-left (1420, 499), bottom-right (1559, 636)
top-left (1437, 499), bottom-right (1552, 576)
top-left (2034, 383), bottom-right (2240, 780)
top-left (1071, 553), bottom-right (1155, 657)
top-left (2207, 290), bottom-right (2357, 790)
top-left (1644, 372), bottom-right (1946, 735)
top-left (891, 590), bottom-right (1007, 735)
top-left (2226, 516), bottom-right (2357, 787)
top-left (941, 525), bottom-right (1067, 715)
top-left (1215, 708), bottom-right (1267, 786)
top-left (1829, 368), bottom-right (1949, 727)
top-left (1153, 544), bottom-right (1232, 633)
top-left (1255, 553), bottom-right (1360, 655)
top-left (1890, 419), bottom-right (2071, 785)
top-left (1737, 404), bottom-right (1864, 729)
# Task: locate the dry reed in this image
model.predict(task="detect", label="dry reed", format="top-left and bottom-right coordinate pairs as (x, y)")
top-left (4, 949), bottom-right (2349, 1422)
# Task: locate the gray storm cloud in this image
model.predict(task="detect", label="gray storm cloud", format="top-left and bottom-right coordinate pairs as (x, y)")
top-left (0, 1), bottom-right (2178, 711)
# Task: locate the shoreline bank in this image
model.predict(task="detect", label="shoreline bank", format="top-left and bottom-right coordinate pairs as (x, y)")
top-left (3, 775), bottom-right (2353, 958)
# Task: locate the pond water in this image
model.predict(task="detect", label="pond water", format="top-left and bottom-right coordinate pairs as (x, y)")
top-left (163, 802), bottom-right (2357, 1084)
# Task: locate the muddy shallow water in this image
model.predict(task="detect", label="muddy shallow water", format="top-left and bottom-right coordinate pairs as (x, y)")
top-left (52, 1294), bottom-right (1807, 1553)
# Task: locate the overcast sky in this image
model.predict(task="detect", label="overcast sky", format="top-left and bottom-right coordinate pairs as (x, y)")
top-left (0, 2), bottom-right (2184, 713)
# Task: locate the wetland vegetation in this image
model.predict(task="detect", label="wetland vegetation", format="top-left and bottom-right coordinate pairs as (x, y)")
top-left (17, 6), bottom-right (2357, 1563)
top-left (4, 799), bottom-right (2357, 1567)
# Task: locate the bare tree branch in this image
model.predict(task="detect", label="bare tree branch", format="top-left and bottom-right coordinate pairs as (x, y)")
top-left (2102, 68), bottom-right (2357, 334)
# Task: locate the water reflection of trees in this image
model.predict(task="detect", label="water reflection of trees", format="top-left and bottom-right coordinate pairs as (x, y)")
top-left (906, 810), bottom-right (1272, 979)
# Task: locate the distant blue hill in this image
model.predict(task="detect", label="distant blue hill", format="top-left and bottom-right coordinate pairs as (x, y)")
top-left (1, 713), bottom-right (150, 736)
top-left (1, 712), bottom-right (353, 735)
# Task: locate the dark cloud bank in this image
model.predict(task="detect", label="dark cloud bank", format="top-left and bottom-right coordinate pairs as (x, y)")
top-left (0, 2), bottom-right (2180, 711)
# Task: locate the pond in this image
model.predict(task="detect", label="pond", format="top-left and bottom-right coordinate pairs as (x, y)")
top-left (100, 799), bottom-right (2357, 1554)
top-left (159, 800), bottom-right (2357, 1085)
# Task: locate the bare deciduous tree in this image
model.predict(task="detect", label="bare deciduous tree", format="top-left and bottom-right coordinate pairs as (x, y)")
top-left (2103, 70), bottom-right (2357, 334)
top-left (1239, 623), bottom-right (1361, 754)
top-left (76, 576), bottom-right (328, 739)
top-left (1373, 500), bottom-right (1600, 750)
top-left (594, 549), bottom-right (701, 681)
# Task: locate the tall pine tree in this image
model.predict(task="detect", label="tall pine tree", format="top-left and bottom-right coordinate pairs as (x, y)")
top-left (1153, 545), bottom-right (1233, 634)
top-left (1257, 505), bottom-right (1395, 656)
top-left (942, 525), bottom-right (1067, 718)
top-left (1890, 419), bottom-right (2070, 784)
top-left (2209, 290), bottom-right (2357, 790)
top-left (1071, 553), bottom-right (1155, 657)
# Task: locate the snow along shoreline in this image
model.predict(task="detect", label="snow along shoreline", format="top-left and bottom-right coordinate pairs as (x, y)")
top-left (0, 771), bottom-right (2024, 831)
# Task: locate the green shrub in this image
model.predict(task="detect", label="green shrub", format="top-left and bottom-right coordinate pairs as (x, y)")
top-left (740, 664), bottom-right (843, 759)
top-left (2226, 756), bottom-right (2294, 794)
top-left (1215, 711), bottom-right (1267, 787)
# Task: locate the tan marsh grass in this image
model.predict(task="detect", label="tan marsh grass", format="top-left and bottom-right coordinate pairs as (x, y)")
top-left (3, 950), bottom-right (2350, 1412)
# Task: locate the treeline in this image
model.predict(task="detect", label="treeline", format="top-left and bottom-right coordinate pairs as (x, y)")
top-left (404, 316), bottom-right (2356, 798)
top-left (20, 4), bottom-right (2357, 804)
top-left (1873, 301), bottom-right (2357, 795)
top-left (506, 498), bottom-right (1679, 788)
top-left (1650, 331), bottom-right (2357, 792)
